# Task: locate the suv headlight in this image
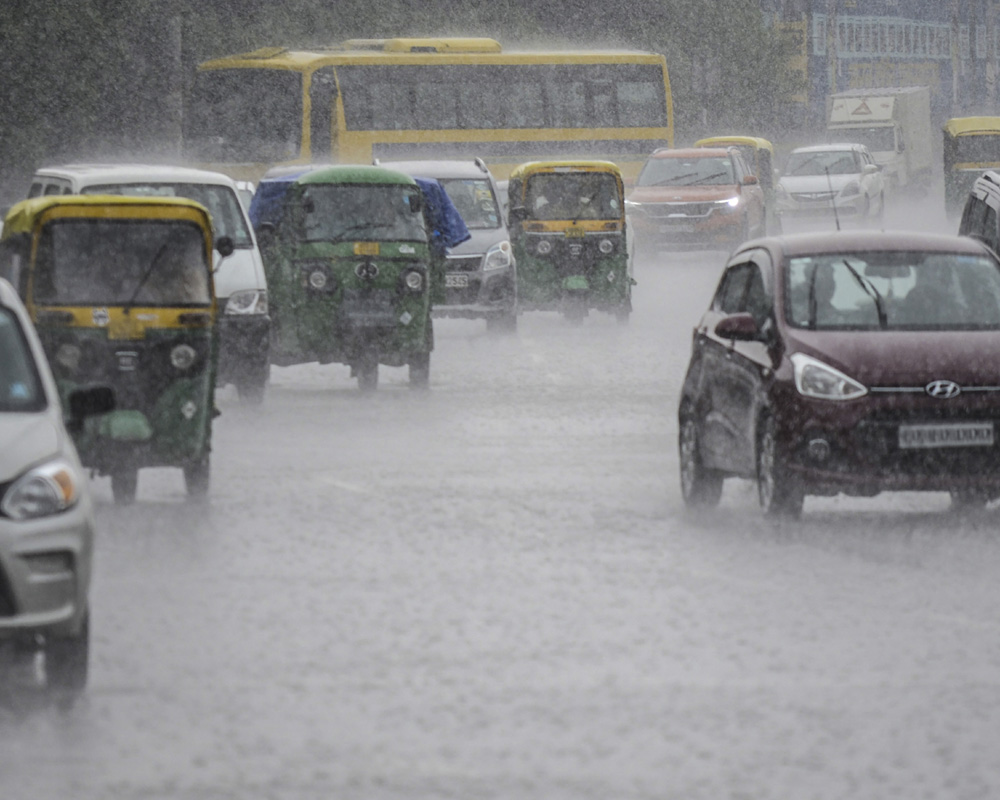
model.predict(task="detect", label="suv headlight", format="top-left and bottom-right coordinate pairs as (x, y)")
top-left (790, 352), bottom-right (867, 401)
top-left (483, 240), bottom-right (512, 271)
top-left (1, 459), bottom-right (81, 520)
top-left (715, 196), bottom-right (741, 213)
top-left (225, 289), bottom-right (268, 315)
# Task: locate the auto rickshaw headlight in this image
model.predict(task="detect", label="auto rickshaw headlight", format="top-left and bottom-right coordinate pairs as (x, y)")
top-left (1, 459), bottom-right (80, 520)
top-left (483, 240), bottom-right (512, 271)
top-left (55, 343), bottom-right (82, 373)
top-left (536, 239), bottom-right (553, 255)
top-left (403, 270), bottom-right (424, 292)
top-left (598, 239), bottom-right (615, 255)
top-left (170, 344), bottom-right (197, 370)
top-left (308, 270), bottom-right (329, 290)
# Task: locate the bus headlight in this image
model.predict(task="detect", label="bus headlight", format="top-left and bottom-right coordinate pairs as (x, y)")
top-left (536, 239), bottom-right (553, 255)
top-left (483, 240), bottom-right (512, 271)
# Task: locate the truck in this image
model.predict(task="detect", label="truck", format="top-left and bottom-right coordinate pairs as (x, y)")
top-left (826, 86), bottom-right (933, 193)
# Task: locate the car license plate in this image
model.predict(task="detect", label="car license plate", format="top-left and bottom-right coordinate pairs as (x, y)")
top-left (445, 273), bottom-right (469, 288)
top-left (897, 422), bottom-right (994, 449)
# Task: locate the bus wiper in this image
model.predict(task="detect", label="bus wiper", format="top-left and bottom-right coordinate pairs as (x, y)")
top-left (842, 259), bottom-right (887, 328)
top-left (124, 241), bottom-right (171, 312)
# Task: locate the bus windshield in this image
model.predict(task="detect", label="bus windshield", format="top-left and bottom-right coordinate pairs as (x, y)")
top-left (34, 220), bottom-right (212, 306)
top-left (184, 69), bottom-right (303, 163)
top-left (298, 185), bottom-right (428, 243)
top-left (82, 183), bottom-right (253, 247)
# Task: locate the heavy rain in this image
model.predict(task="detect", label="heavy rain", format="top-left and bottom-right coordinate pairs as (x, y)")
top-left (2, 2), bottom-right (1000, 798)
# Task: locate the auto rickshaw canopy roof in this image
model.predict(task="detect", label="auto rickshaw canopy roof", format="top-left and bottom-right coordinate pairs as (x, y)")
top-left (2, 195), bottom-right (214, 240)
top-left (508, 160), bottom-right (624, 182)
top-left (693, 135), bottom-right (774, 154)
top-left (943, 117), bottom-right (1000, 137)
top-left (295, 164), bottom-right (419, 187)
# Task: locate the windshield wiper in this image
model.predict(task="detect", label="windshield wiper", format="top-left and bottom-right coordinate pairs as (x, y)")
top-left (327, 221), bottom-right (391, 244)
top-left (789, 154), bottom-right (826, 175)
top-left (681, 171), bottom-right (729, 185)
top-left (842, 259), bottom-right (887, 329)
top-left (572, 190), bottom-right (601, 225)
top-left (651, 172), bottom-right (699, 186)
top-left (124, 241), bottom-right (171, 312)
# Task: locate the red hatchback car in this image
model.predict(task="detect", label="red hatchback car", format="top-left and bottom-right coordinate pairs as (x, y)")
top-left (679, 230), bottom-right (1000, 517)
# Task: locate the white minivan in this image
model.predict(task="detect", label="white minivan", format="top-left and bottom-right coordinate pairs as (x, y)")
top-left (28, 164), bottom-right (271, 401)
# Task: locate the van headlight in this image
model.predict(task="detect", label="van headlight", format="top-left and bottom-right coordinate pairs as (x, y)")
top-left (483, 240), bottom-right (512, 271)
top-left (790, 352), bottom-right (867, 400)
top-left (225, 289), bottom-right (268, 315)
top-left (1, 459), bottom-right (80, 520)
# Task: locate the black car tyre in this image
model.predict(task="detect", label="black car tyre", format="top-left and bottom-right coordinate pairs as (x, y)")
top-left (679, 417), bottom-right (723, 508)
top-left (184, 455), bottom-right (210, 499)
top-left (756, 416), bottom-right (804, 518)
top-left (236, 361), bottom-right (269, 404)
top-left (46, 611), bottom-right (89, 710)
top-left (408, 350), bottom-right (430, 388)
top-left (111, 468), bottom-right (138, 506)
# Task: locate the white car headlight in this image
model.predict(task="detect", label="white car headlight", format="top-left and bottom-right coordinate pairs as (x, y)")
top-left (790, 352), bottom-right (867, 401)
top-left (483, 240), bottom-right (512, 271)
top-left (1, 459), bottom-right (81, 520)
top-left (839, 181), bottom-right (861, 198)
top-left (225, 289), bottom-right (268, 315)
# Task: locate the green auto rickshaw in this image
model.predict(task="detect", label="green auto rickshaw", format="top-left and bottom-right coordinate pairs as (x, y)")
top-left (0, 195), bottom-right (230, 505)
top-left (254, 164), bottom-right (468, 390)
top-left (507, 161), bottom-right (634, 323)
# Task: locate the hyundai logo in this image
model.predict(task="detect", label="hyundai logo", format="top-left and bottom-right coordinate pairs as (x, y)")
top-left (355, 262), bottom-right (379, 280)
top-left (926, 380), bottom-right (961, 399)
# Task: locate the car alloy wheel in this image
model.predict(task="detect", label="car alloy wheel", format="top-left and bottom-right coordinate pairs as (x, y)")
top-left (679, 417), bottom-right (723, 508)
top-left (756, 416), bottom-right (803, 518)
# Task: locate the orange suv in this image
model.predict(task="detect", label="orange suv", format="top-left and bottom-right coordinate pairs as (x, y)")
top-left (626, 147), bottom-right (766, 254)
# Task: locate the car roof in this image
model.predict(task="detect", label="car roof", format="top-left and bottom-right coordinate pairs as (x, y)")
top-left (649, 147), bottom-right (730, 158)
top-left (374, 159), bottom-right (493, 180)
top-left (744, 231), bottom-right (992, 262)
top-left (33, 163), bottom-right (239, 188)
top-left (789, 143), bottom-right (863, 154)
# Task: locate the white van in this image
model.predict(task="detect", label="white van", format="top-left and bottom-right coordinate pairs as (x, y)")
top-left (28, 164), bottom-right (270, 401)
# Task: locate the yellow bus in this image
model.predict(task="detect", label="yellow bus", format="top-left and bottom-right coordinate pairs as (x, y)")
top-left (182, 37), bottom-right (673, 183)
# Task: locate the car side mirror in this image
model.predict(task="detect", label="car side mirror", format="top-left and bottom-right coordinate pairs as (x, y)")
top-left (66, 385), bottom-right (115, 433)
top-left (863, 164), bottom-right (880, 175)
top-left (714, 312), bottom-right (759, 341)
top-left (215, 235), bottom-right (235, 258)
top-left (508, 206), bottom-right (530, 223)
top-left (742, 175), bottom-right (759, 186)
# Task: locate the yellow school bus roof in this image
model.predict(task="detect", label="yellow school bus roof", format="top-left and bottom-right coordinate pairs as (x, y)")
top-left (2, 195), bottom-right (213, 239)
top-left (943, 117), bottom-right (1000, 137)
top-left (508, 160), bottom-right (624, 181)
top-left (694, 135), bottom-right (774, 154)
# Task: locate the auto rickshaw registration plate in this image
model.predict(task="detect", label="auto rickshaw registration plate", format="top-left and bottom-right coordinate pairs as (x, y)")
top-left (566, 227), bottom-right (585, 238)
top-left (445, 273), bottom-right (469, 288)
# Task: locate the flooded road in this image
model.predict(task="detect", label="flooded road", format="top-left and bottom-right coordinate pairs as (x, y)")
top-left (3, 196), bottom-right (1000, 799)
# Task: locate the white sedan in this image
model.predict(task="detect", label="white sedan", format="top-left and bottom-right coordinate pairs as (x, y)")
top-left (776, 143), bottom-right (886, 227)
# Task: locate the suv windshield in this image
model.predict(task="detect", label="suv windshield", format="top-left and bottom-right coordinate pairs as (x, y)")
top-left (637, 156), bottom-right (735, 187)
top-left (524, 172), bottom-right (622, 220)
top-left (298, 184), bottom-right (427, 243)
top-left (439, 178), bottom-right (500, 229)
top-left (0, 308), bottom-right (45, 412)
top-left (82, 183), bottom-right (253, 247)
top-left (785, 251), bottom-right (1000, 330)
top-left (34, 220), bottom-right (212, 306)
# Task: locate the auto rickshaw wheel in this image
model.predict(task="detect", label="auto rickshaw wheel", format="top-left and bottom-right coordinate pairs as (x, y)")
top-left (184, 456), bottom-right (211, 499)
top-left (563, 295), bottom-right (588, 325)
top-left (357, 357), bottom-right (379, 392)
top-left (111, 469), bottom-right (138, 506)
top-left (409, 350), bottom-right (431, 388)
top-left (46, 611), bottom-right (89, 710)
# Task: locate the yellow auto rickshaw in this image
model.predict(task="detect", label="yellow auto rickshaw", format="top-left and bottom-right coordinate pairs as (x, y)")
top-left (696, 135), bottom-right (778, 232)
top-left (943, 117), bottom-right (1000, 219)
top-left (507, 160), bottom-right (633, 323)
top-left (0, 196), bottom-right (232, 504)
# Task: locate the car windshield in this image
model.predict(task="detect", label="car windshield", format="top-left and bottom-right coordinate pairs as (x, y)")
top-left (297, 184), bottom-right (428, 243)
top-left (523, 172), bottom-right (622, 220)
top-left (82, 183), bottom-right (253, 247)
top-left (637, 156), bottom-right (735, 187)
top-left (784, 150), bottom-right (860, 176)
top-left (0, 307), bottom-right (45, 412)
top-left (439, 178), bottom-right (500, 229)
top-left (34, 219), bottom-right (212, 306)
top-left (785, 251), bottom-right (1000, 330)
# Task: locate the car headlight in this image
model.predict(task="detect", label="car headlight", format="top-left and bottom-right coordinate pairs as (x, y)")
top-left (536, 239), bottom-right (553, 255)
top-left (790, 352), bottom-right (867, 401)
top-left (170, 344), bottom-right (197, 370)
top-left (1, 459), bottom-right (80, 520)
top-left (403, 269), bottom-right (424, 292)
top-left (483, 240), bottom-right (512, 271)
top-left (225, 289), bottom-right (268, 315)
top-left (839, 181), bottom-right (861, 198)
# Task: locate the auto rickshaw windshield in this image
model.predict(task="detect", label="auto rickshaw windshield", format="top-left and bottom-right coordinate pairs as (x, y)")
top-left (524, 172), bottom-right (622, 220)
top-left (34, 219), bottom-right (211, 306)
top-left (298, 184), bottom-right (427, 243)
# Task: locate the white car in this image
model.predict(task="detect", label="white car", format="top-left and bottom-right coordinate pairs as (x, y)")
top-left (0, 278), bottom-right (112, 707)
top-left (776, 143), bottom-right (886, 227)
top-left (28, 164), bottom-right (271, 402)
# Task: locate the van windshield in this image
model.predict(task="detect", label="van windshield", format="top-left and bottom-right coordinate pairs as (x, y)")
top-left (34, 220), bottom-right (212, 306)
top-left (82, 183), bottom-right (253, 247)
top-left (297, 184), bottom-right (427, 243)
